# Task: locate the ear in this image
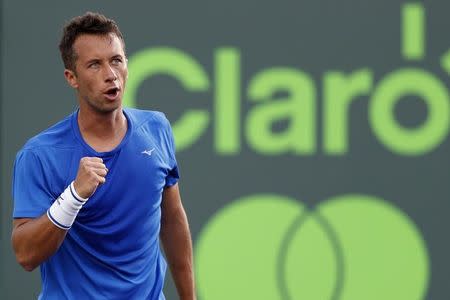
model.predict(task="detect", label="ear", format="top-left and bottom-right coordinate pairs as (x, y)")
top-left (64, 69), bottom-right (79, 89)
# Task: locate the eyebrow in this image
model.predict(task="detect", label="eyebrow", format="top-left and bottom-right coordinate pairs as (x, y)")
top-left (85, 58), bottom-right (100, 65)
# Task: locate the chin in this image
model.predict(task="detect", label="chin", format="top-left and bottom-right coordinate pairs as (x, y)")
top-left (89, 101), bottom-right (122, 114)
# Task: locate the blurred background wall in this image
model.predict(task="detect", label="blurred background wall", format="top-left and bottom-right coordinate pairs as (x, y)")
top-left (1, 0), bottom-right (449, 299)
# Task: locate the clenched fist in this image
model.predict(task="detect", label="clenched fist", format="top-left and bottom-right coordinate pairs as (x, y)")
top-left (73, 157), bottom-right (108, 199)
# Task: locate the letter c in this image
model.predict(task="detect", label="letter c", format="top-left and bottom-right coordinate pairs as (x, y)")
top-left (124, 47), bottom-right (210, 151)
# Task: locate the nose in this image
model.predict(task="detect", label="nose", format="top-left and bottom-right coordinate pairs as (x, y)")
top-left (104, 65), bottom-right (118, 82)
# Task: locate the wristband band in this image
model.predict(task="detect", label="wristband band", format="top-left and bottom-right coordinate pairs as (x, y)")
top-left (47, 181), bottom-right (89, 230)
top-left (69, 181), bottom-right (89, 202)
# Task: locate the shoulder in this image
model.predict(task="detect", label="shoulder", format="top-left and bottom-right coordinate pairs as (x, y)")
top-left (125, 108), bottom-right (176, 151)
top-left (19, 113), bottom-right (76, 155)
top-left (125, 107), bottom-right (171, 130)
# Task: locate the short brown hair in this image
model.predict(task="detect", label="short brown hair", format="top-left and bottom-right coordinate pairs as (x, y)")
top-left (59, 12), bottom-right (125, 71)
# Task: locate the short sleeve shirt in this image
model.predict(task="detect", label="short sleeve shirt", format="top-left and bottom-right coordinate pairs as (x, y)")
top-left (12, 108), bottom-right (179, 300)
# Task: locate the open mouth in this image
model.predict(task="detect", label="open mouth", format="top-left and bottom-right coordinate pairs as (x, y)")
top-left (104, 87), bottom-right (120, 100)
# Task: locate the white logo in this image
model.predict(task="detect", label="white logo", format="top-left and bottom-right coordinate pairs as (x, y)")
top-left (142, 148), bottom-right (155, 156)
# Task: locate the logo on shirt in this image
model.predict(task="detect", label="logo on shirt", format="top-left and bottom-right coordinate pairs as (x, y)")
top-left (141, 148), bottom-right (155, 156)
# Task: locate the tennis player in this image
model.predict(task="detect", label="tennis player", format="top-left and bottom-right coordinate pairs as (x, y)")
top-left (11, 12), bottom-right (196, 300)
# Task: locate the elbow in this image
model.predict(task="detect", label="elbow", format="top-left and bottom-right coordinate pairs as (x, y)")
top-left (21, 263), bottom-right (37, 272)
top-left (14, 251), bottom-right (39, 272)
top-left (12, 237), bottom-right (38, 272)
top-left (11, 220), bottom-right (42, 272)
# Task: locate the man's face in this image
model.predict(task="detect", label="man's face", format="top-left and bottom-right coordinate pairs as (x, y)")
top-left (65, 33), bottom-right (128, 114)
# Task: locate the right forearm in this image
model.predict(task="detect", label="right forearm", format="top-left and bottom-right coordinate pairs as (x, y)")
top-left (12, 157), bottom-right (106, 271)
top-left (12, 215), bottom-right (67, 271)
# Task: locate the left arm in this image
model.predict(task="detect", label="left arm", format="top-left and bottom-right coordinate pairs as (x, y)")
top-left (160, 183), bottom-right (196, 300)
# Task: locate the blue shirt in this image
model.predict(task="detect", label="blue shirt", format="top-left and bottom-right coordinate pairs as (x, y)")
top-left (12, 108), bottom-right (179, 300)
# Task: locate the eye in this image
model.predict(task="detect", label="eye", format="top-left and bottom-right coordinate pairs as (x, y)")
top-left (111, 58), bottom-right (122, 65)
top-left (88, 62), bottom-right (100, 69)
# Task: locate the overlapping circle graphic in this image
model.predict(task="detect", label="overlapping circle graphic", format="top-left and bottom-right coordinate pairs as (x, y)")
top-left (195, 194), bottom-right (429, 300)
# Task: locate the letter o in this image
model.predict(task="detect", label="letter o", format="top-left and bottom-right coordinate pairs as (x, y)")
top-left (370, 69), bottom-right (449, 155)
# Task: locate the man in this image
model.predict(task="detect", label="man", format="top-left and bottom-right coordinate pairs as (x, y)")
top-left (11, 12), bottom-right (196, 300)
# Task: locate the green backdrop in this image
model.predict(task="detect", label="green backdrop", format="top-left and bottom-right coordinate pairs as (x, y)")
top-left (1, 1), bottom-right (449, 299)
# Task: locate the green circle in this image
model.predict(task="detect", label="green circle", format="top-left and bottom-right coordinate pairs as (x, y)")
top-left (317, 194), bottom-right (429, 300)
top-left (195, 195), bottom-right (304, 300)
top-left (195, 194), bottom-right (430, 300)
top-left (282, 213), bottom-right (339, 299)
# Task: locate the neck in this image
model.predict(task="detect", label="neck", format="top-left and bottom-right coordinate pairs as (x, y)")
top-left (78, 106), bottom-right (126, 138)
top-left (77, 104), bottom-right (128, 153)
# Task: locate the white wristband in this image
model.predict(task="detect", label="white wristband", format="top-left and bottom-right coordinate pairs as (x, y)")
top-left (47, 181), bottom-right (89, 230)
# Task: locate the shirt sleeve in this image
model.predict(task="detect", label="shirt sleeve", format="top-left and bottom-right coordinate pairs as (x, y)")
top-left (12, 149), bottom-right (54, 218)
top-left (164, 118), bottom-right (180, 187)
